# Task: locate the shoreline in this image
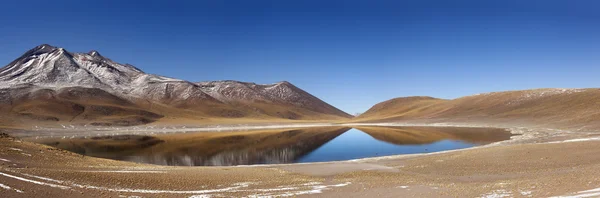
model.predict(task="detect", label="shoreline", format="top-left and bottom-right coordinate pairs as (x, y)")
top-left (10, 121), bottom-right (520, 138)
top-left (1, 122), bottom-right (600, 197)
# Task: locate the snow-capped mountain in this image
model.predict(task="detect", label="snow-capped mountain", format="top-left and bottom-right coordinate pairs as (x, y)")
top-left (0, 44), bottom-right (351, 126)
top-left (0, 44), bottom-right (219, 106)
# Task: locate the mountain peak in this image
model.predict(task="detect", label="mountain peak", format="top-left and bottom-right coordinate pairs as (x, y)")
top-left (36, 44), bottom-right (57, 50)
top-left (88, 50), bottom-right (102, 57)
top-left (273, 81), bottom-right (298, 89)
top-left (195, 80), bottom-right (352, 118)
top-left (27, 44), bottom-right (76, 56)
top-left (0, 44), bottom-right (138, 89)
top-left (26, 44), bottom-right (59, 55)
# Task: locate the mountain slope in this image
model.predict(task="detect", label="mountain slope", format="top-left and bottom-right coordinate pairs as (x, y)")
top-left (0, 44), bottom-right (225, 106)
top-left (197, 80), bottom-right (352, 119)
top-left (356, 88), bottom-right (600, 130)
top-left (358, 96), bottom-right (448, 120)
top-left (0, 44), bottom-right (351, 127)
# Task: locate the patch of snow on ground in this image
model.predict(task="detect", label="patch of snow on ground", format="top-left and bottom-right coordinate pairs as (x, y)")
top-left (0, 183), bottom-right (23, 193)
top-left (520, 190), bottom-right (532, 196)
top-left (0, 158), bottom-right (11, 162)
top-left (245, 182), bottom-right (352, 198)
top-left (189, 195), bottom-right (213, 198)
top-left (9, 148), bottom-right (22, 151)
top-left (547, 137), bottom-right (600, 144)
top-left (551, 187), bottom-right (600, 198)
top-left (480, 189), bottom-right (512, 198)
top-left (300, 182), bottom-right (322, 186)
top-left (0, 172), bottom-right (71, 189)
top-left (80, 170), bottom-right (166, 173)
top-left (2, 171), bottom-right (349, 196)
top-left (71, 181), bottom-right (256, 194)
top-left (21, 173), bottom-right (65, 183)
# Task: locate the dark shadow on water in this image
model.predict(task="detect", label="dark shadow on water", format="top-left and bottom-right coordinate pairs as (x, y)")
top-left (33, 126), bottom-right (513, 166)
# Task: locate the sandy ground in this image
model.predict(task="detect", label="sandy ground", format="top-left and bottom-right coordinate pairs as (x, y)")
top-left (2, 123), bottom-right (600, 197)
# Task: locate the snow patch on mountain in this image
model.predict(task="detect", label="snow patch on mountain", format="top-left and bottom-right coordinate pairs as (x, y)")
top-left (0, 44), bottom-right (351, 120)
top-left (197, 80), bottom-right (303, 104)
top-left (507, 88), bottom-right (585, 105)
top-left (197, 80), bottom-right (351, 118)
top-left (0, 44), bottom-right (214, 103)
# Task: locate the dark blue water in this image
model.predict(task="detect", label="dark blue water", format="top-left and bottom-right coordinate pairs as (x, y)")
top-left (297, 128), bottom-right (474, 163)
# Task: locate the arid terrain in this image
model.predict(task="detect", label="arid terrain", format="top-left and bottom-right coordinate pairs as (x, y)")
top-left (355, 88), bottom-right (600, 131)
top-left (2, 124), bottom-right (600, 197)
top-left (2, 44), bottom-right (600, 197)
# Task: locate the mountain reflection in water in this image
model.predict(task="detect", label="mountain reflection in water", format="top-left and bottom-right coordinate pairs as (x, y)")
top-left (35, 126), bottom-right (512, 166)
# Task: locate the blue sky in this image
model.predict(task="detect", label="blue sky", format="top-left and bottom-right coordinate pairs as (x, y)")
top-left (1, 0), bottom-right (599, 114)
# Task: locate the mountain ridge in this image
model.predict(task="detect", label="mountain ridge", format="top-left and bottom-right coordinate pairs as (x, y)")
top-left (355, 88), bottom-right (600, 130)
top-left (0, 44), bottom-right (351, 127)
top-left (197, 80), bottom-right (351, 119)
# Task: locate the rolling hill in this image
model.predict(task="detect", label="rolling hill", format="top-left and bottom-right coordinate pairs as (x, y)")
top-left (355, 88), bottom-right (600, 130)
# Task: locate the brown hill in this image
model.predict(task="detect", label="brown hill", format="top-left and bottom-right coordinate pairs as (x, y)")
top-left (358, 96), bottom-right (448, 120)
top-left (356, 88), bottom-right (600, 130)
top-left (0, 85), bottom-right (164, 127)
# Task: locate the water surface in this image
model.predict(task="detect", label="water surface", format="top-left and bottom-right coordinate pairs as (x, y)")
top-left (297, 129), bottom-right (474, 163)
top-left (35, 126), bottom-right (513, 166)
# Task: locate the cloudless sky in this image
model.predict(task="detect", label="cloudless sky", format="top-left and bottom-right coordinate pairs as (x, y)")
top-left (1, 0), bottom-right (599, 114)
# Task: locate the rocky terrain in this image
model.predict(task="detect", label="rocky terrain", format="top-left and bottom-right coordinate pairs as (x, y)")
top-left (197, 80), bottom-right (352, 120)
top-left (0, 44), bottom-right (351, 128)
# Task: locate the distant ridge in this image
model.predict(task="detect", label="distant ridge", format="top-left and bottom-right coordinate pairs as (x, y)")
top-left (197, 80), bottom-right (352, 119)
top-left (355, 88), bottom-right (600, 130)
